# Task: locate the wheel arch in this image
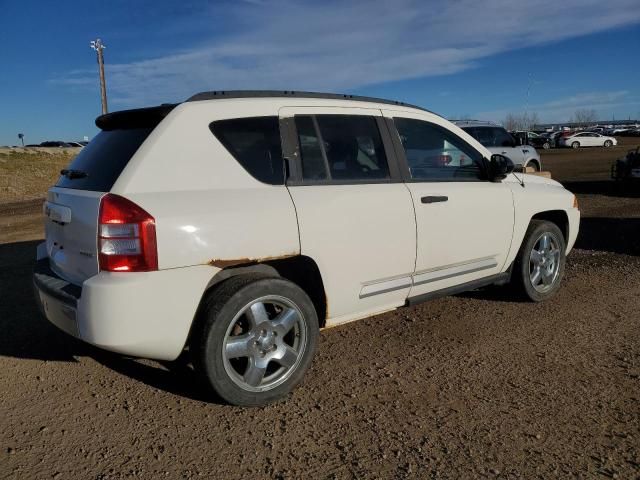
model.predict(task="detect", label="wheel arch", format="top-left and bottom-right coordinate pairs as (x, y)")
top-left (504, 208), bottom-right (571, 270)
top-left (530, 210), bottom-right (569, 244)
top-left (525, 158), bottom-right (541, 171)
top-left (200, 255), bottom-right (327, 328)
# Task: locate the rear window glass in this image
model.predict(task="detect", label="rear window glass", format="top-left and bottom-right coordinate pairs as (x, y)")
top-left (55, 128), bottom-right (152, 191)
top-left (210, 117), bottom-right (284, 185)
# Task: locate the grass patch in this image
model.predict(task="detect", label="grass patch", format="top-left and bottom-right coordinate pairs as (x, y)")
top-left (0, 150), bottom-right (76, 202)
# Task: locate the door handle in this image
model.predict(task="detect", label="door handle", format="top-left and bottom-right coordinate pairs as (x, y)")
top-left (421, 195), bottom-right (448, 204)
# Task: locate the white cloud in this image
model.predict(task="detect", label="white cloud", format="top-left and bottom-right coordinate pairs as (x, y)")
top-left (476, 90), bottom-right (640, 123)
top-left (51, 0), bottom-right (640, 107)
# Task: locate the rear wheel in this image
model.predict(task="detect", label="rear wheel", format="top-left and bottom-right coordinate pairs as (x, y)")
top-left (543, 142), bottom-right (551, 150)
top-left (192, 275), bottom-right (319, 406)
top-left (604, 140), bottom-right (613, 147)
top-left (512, 220), bottom-right (566, 302)
top-left (571, 141), bottom-right (580, 149)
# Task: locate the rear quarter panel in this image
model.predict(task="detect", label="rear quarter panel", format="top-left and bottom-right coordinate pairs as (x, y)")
top-left (110, 101), bottom-right (300, 270)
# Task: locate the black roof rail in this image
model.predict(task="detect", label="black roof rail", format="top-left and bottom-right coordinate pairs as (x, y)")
top-left (185, 90), bottom-right (436, 114)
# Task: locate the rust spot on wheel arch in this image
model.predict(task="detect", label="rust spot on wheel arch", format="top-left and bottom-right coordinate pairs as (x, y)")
top-left (208, 253), bottom-right (297, 269)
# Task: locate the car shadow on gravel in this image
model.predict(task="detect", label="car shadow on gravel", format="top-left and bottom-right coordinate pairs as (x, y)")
top-left (0, 239), bottom-right (222, 402)
top-left (562, 180), bottom-right (640, 198)
top-left (89, 351), bottom-right (219, 403)
top-left (575, 217), bottom-right (640, 256)
top-left (0, 240), bottom-right (91, 362)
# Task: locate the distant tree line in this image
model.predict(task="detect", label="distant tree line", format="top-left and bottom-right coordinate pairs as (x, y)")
top-left (502, 109), bottom-right (599, 130)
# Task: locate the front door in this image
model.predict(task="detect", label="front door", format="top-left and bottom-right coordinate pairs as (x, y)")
top-left (383, 111), bottom-right (515, 299)
top-left (280, 106), bottom-right (417, 325)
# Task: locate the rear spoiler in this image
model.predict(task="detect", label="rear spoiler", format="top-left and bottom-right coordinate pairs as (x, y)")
top-left (95, 104), bottom-right (178, 131)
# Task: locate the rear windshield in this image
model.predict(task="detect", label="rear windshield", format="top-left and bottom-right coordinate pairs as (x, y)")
top-left (55, 128), bottom-right (152, 191)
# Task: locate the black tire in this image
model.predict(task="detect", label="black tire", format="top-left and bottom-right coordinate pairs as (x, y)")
top-left (543, 142), bottom-right (551, 150)
top-left (604, 140), bottom-right (613, 147)
top-left (192, 275), bottom-right (319, 406)
top-left (571, 141), bottom-right (580, 149)
top-left (512, 220), bottom-right (566, 302)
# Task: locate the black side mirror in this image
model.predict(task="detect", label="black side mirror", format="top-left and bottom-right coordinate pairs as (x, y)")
top-left (488, 154), bottom-right (514, 182)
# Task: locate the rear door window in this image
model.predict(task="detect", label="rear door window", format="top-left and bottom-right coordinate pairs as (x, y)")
top-left (294, 115), bottom-right (390, 182)
top-left (210, 116), bottom-right (284, 185)
top-left (55, 128), bottom-right (153, 191)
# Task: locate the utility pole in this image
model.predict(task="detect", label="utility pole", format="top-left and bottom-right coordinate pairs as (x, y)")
top-left (90, 38), bottom-right (108, 114)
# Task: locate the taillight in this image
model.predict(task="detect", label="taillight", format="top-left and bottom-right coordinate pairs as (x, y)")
top-left (98, 194), bottom-right (158, 272)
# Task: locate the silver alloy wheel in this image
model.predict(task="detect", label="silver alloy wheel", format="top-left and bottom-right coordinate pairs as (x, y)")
top-left (529, 232), bottom-right (561, 293)
top-left (222, 295), bottom-right (306, 393)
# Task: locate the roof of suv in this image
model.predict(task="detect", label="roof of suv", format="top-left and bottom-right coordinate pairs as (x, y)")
top-left (186, 90), bottom-right (434, 113)
top-left (95, 90), bottom-right (436, 129)
top-left (452, 120), bottom-right (503, 128)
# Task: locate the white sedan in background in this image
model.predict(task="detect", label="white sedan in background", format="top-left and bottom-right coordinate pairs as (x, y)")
top-left (559, 132), bottom-right (617, 149)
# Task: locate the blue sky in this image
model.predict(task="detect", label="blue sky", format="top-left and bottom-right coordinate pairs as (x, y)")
top-left (1, 0), bottom-right (639, 145)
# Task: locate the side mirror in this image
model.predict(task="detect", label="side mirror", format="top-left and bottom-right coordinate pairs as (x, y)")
top-left (488, 154), bottom-right (514, 182)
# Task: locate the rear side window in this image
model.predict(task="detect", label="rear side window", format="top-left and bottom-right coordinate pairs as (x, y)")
top-left (210, 117), bottom-right (284, 185)
top-left (55, 128), bottom-right (153, 191)
top-left (294, 115), bottom-right (390, 182)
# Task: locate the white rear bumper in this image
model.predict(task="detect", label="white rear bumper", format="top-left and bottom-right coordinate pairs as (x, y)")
top-left (34, 244), bottom-right (217, 361)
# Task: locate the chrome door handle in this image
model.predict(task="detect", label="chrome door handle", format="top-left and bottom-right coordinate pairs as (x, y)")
top-left (421, 196), bottom-right (448, 204)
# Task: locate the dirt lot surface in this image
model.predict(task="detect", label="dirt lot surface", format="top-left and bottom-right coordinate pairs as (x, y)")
top-left (1, 142), bottom-right (639, 479)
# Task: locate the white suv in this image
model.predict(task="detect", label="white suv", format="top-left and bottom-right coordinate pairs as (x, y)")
top-left (34, 91), bottom-right (580, 406)
top-left (455, 120), bottom-right (542, 171)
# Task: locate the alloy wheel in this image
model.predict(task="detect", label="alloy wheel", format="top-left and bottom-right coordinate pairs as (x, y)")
top-left (222, 295), bottom-right (307, 392)
top-left (529, 232), bottom-right (561, 293)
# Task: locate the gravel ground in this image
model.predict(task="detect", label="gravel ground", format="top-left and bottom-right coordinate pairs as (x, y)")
top-left (1, 145), bottom-right (639, 479)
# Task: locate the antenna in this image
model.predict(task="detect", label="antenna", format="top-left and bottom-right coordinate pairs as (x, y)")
top-left (90, 38), bottom-right (108, 114)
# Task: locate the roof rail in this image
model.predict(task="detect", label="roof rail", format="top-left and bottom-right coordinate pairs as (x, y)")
top-left (451, 119), bottom-right (501, 126)
top-left (185, 90), bottom-right (436, 114)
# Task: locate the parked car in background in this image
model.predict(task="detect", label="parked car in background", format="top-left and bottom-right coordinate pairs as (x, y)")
top-left (511, 131), bottom-right (553, 150)
top-left (612, 147), bottom-right (640, 191)
top-left (40, 141), bottom-right (73, 148)
top-left (33, 91), bottom-right (578, 406)
top-left (616, 129), bottom-right (640, 137)
top-left (455, 121), bottom-right (542, 171)
top-left (559, 132), bottom-right (617, 149)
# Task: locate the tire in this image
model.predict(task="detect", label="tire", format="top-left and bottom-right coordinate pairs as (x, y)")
top-left (192, 275), bottom-right (319, 406)
top-left (604, 140), bottom-right (613, 147)
top-left (512, 220), bottom-right (566, 302)
top-left (571, 141), bottom-right (580, 149)
top-left (543, 142), bottom-right (551, 150)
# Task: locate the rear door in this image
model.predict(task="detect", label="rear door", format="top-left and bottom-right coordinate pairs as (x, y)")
top-left (384, 111), bottom-right (514, 299)
top-left (280, 106), bottom-right (416, 324)
top-left (45, 127), bottom-right (157, 285)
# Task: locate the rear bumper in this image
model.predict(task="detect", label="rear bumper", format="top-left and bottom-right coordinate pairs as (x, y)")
top-left (33, 245), bottom-right (217, 361)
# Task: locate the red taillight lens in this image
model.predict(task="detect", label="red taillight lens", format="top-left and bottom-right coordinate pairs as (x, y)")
top-left (98, 194), bottom-right (158, 272)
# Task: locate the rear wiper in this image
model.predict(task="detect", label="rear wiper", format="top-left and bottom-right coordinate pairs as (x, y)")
top-left (60, 169), bottom-right (88, 179)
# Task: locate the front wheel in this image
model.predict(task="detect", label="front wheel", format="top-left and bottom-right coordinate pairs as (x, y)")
top-left (604, 140), bottom-right (613, 147)
top-left (543, 142), bottom-right (551, 150)
top-left (512, 220), bottom-right (566, 302)
top-left (192, 275), bottom-right (319, 406)
top-left (571, 141), bottom-right (580, 149)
